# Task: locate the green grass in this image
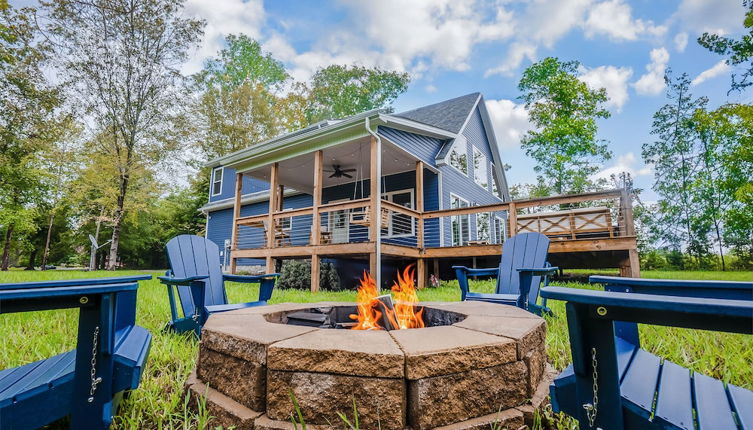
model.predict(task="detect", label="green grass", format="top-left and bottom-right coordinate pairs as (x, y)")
top-left (1, 269), bottom-right (751, 429)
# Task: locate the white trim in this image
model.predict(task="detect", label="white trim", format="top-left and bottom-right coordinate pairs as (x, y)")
top-left (449, 193), bottom-right (470, 246)
top-left (476, 212), bottom-right (491, 242)
top-left (379, 114), bottom-right (458, 139)
top-left (200, 188), bottom-right (302, 213)
top-left (476, 98), bottom-right (511, 201)
top-left (438, 170), bottom-right (445, 247)
top-left (447, 138), bottom-right (469, 176)
top-left (328, 198), bottom-right (351, 243)
top-left (472, 146), bottom-right (489, 190)
top-left (494, 216), bottom-right (506, 244)
top-left (381, 188), bottom-right (415, 238)
top-left (211, 167), bottom-right (224, 197)
top-left (456, 93), bottom-right (483, 135)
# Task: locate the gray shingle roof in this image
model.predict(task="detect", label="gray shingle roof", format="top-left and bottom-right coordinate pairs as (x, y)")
top-left (394, 92), bottom-right (480, 134)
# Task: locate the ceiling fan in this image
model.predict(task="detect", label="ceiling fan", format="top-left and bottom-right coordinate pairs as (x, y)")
top-left (324, 164), bottom-right (357, 179)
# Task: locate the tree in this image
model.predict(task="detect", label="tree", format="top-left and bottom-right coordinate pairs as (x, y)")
top-left (307, 65), bottom-right (410, 122)
top-left (518, 57), bottom-right (612, 195)
top-left (0, 2), bottom-right (61, 270)
top-left (193, 35), bottom-right (289, 160)
top-left (43, 0), bottom-right (204, 269)
top-left (698, 2), bottom-right (753, 93)
top-left (642, 72), bottom-right (709, 261)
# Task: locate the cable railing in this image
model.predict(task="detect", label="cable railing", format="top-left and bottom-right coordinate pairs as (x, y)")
top-left (232, 188), bottom-right (635, 253)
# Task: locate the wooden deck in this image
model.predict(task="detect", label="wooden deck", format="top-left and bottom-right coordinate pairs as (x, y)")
top-left (228, 137), bottom-right (640, 290)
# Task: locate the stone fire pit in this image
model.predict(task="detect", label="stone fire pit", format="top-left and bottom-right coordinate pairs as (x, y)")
top-left (186, 301), bottom-right (553, 430)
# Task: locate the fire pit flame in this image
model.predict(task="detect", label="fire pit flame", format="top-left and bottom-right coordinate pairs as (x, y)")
top-left (349, 265), bottom-right (424, 330)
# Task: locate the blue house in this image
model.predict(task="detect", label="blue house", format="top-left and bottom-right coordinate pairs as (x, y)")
top-left (200, 93), bottom-right (511, 288)
top-left (200, 92), bottom-right (640, 289)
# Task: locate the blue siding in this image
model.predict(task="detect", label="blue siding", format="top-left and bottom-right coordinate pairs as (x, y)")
top-left (378, 126), bottom-right (444, 167)
top-left (209, 166), bottom-right (269, 203)
top-left (440, 107), bottom-right (505, 246)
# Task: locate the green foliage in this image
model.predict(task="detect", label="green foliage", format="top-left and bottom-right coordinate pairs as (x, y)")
top-left (279, 259), bottom-right (342, 291)
top-left (1, 270), bottom-right (751, 429)
top-left (307, 65), bottom-right (410, 122)
top-left (518, 57), bottom-right (612, 195)
top-left (698, 2), bottom-right (753, 93)
top-left (201, 34), bottom-right (288, 90)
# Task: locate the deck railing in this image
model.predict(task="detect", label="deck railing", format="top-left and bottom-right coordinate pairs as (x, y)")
top-left (232, 188), bottom-right (635, 252)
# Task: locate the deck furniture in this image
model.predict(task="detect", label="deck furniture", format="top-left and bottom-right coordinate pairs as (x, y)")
top-left (542, 277), bottom-right (753, 429)
top-left (516, 206), bottom-right (614, 239)
top-left (0, 275), bottom-right (152, 430)
top-left (159, 234), bottom-right (280, 336)
top-left (453, 232), bottom-right (558, 315)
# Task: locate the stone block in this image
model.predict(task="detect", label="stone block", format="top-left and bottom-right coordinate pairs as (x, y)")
top-left (523, 345), bottom-right (547, 397)
top-left (266, 370), bottom-right (406, 430)
top-left (185, 371), bottom-right (261, 430)
top-left (197, 347), bottom-right (266, 411)
top-left (390, 325), bottom-right (517, 379)
top-left (454, 315), bottom-right (546, 359)
top-left (431, 408), bottom-right (525, 430)
top-left (408, 360), bottom-right (528, 429)
top-left (268, 329), bottom-right (404, 378)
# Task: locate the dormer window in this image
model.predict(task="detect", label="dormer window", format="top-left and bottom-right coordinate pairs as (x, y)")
top-left (448, 139), bottom-right (468, 175)
top-left (211, 167), bottom-right (223, 196)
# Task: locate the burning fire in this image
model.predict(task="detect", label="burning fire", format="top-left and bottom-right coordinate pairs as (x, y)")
top-left (349, 265), bottom-right (424, 330)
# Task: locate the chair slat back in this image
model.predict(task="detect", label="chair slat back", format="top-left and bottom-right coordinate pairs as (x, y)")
top-left (496, 232), bottom-right (550, 304)
top-left (165, 235), bottom-right (227, 316)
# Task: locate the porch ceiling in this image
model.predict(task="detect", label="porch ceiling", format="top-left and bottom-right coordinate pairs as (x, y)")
top-left (245, 137), bottom-right (421, 194)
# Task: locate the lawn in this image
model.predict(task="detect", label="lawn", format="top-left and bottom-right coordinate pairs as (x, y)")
top-left (1, 269), bottom-right (751, 429)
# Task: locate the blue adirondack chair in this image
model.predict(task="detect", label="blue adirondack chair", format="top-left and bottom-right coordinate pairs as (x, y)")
top-left (453, 232), bottom-right (558, 314)
top-left (159, 234), bottom-right (280, 336)
top-left (0, 275), bottom-right (152, 430)
top-left (541, 276), bottom-right (753, 430)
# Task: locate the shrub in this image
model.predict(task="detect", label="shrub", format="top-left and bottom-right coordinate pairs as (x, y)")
top-left (279, 259), bottom-right (342, 291)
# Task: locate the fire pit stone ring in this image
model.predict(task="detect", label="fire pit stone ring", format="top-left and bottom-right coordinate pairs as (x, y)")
top-left (186, 301), bottom-right (553, 430)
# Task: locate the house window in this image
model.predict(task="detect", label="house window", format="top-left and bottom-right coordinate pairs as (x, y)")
top-left (448, 139), bottom-right (468, 175)
top-left (382, 189), bottom-right (414, 237)
top-left (280, 208), bottom-right (292, 232)
top-left (450, 194), bottom-right (469, 246)
top-left (211, 167), bottom-right (223, 196)
top-left (477, 212), bottom-right (490, 242)
top-left (491, 164), bottom-right (501, 198)
top-left (494, 216), bottom-right (506, 244)
top-left (473, 147), bottom-right (488, 189)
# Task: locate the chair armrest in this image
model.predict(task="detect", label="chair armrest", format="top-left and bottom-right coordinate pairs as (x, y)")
top-left (517, 267), bottom-right (559, 276)
top-left (223, 273), bottom-right (280, 283)
top-left (541, 286), bottom-right (753, 334)
top-left (589, 275), bottom-right (753, 300)
top-left (451, 266), bottom-right (499, 277)
top-left (0, 282), bottom-right (139, 314)
top-left (157, 275), bottom-right (208, 286)
top-left (0, 274), bottom-right (152, 290)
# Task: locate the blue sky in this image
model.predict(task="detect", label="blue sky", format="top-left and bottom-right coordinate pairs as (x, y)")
top-left (14, 0), bottom-right (749, 199)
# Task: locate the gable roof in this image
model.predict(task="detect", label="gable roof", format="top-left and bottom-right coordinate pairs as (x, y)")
top-left (394, 92), bottom-right (481, 134)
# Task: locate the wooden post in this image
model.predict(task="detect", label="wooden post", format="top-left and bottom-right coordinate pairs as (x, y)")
top-left (433, 259), bottom-right (440, 281)
top-left (621, 188), bottom-right (635, 237)
top-left (369, 137), bottom-right (379, 242)
top-left (508, 202), bottom-right (517, 238)
top-left (416, 161), bottom-right (426, 288)
top-left (369, 253), bottom-right (377, 282)
top-left (310, 151), bottom-right (323, 292)
top-left (229, 172), bottom-right (243, 274)
top-left (266, 163), bottom-right (279, 273)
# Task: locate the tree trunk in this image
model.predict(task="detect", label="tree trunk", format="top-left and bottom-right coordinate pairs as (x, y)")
top-left (26, 248), bottom-right (38, 270)
top-left (107, 175), bottom-right (129, 270)
top-left (714, 220), bottom-right (726, 271)
top-left (41, 212), bottom-right (54, 270)
top-left (1, 224), bottom-right (13, 271)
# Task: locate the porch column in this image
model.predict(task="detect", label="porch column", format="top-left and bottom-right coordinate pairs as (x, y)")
top-left (369, 136), bottom-right (382, 289)
top-left (266, 163), bottom-right (279, 273)
top-left (415, 161), bottom-right (426, 288)
top-left (508, 201), bottom-right (518, 238)
top-left (229, 172), bottom-right (243, 274)
top-left (311, 150), bottom-right (323, 292)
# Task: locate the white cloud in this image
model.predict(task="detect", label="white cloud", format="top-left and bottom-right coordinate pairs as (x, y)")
top-left (486, 0), bottom-right (592, 76)
top-left (633, 48), bottom-right (670, 96)
top-left (182, 0), bottom-right (266, 74)
top-left (673, 0), bottom-right (746, 35)
top-left (691, 60), bottom-right (731, 86)
top-left (424, 84), bottom-right (437, 93)
top-left (583, 0), bottom-right (666, 41)
top-left (674, 32), bottom-right (689, 52)
top-left (592, 152), bottom-right (653, 181)
top-left (579, 65), bottom-right (634, 111)
top-left (485, 99), bottom-right (533, 149)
